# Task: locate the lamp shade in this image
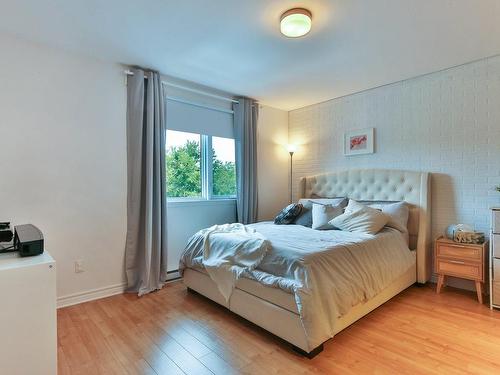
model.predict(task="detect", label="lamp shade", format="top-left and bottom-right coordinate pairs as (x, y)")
top-left (286, 144), bottom-right (298, 153)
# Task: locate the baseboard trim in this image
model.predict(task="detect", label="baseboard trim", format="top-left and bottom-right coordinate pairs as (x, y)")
top-left (166, 270), bottom-right (180, 280)
top-left (57, 282), bottom-right (127, 308)
top-left (57, 270), bottom-right (182, 308)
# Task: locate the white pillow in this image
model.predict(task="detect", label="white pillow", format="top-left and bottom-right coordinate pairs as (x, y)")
top-left (344, 199), bottom-right (367, 214)
top-left (379, 202), bottom-right (409, 234)
top-left (311, 202), bottom-right (344, 230)
top-left (347, 200), bottom-right (410, 240)
top-left (295, 198), bottom-right (347, 228)
top-left (330, 205), bottom-right (389, 234)
top-left (299, 197), bottom-right (347, 210)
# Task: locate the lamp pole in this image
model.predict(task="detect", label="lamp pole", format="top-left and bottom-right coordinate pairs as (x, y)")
top-left (289, 150), bottom-right (294, 203)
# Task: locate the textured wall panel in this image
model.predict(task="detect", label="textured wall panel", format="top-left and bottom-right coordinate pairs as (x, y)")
top-left (289, 56), bottom-right (500, 245)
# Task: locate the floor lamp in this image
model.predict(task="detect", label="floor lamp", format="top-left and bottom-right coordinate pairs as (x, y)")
top-left (287, 144), bottom-right (298, 203)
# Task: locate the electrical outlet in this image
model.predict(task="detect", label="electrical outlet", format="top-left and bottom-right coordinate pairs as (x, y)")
top-left (75, 260), bottom-right (84, 273)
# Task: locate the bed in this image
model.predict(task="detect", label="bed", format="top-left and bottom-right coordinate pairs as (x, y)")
top-left (180, 169), bottom-right (431, 357)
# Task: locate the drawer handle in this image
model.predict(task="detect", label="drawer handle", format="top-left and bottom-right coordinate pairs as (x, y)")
top-left (448, 260), bottom-right (466, 265)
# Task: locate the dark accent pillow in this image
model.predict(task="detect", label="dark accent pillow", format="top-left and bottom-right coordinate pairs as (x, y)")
top-left (294, 207), bottom-right (312, 227)
top-left (274, 203), bottom-right (303, 225)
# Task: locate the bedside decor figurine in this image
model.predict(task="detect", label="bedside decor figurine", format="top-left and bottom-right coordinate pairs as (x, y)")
top-left (445, 224), bottom-right (485, 244)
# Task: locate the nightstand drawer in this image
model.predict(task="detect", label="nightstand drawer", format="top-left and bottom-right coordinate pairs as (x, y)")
top-left (436, 243), bottom-right (481, 261)
top-left (436, 259), bottom-right (482, 280)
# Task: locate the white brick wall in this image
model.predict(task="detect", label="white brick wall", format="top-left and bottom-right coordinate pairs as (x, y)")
top-left (289, 56), bottom-right (500, 244)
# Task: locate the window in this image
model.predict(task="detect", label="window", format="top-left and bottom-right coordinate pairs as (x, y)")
top-left (166, 130), bottom-right (236, 200)
top-left (212, 136), bottom-right (236, 198)
top-left (166, 130), bottom-right (202, 198)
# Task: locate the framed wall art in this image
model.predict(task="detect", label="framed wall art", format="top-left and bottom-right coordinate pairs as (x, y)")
top-left (343, 128), bottom-right (374, 156)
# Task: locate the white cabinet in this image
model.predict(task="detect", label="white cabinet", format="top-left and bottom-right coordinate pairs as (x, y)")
top-left (0, 252), bottom-right (56, 374)
top-left (493, 209), bottom-right (500, 234)
top-left (491, 209), bottom-right (500, 309)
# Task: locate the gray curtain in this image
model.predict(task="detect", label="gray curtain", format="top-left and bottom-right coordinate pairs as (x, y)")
top-left (125, 68), bottom-right (168, 296)
top-left (234, 98), bottom-right (259, 224)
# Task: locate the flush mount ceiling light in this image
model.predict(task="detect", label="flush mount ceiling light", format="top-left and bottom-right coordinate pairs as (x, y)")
top-left (280, 8), bottom-right (312, 38)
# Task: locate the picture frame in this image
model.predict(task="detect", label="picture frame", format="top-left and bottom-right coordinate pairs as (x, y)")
top-left (343, 127), bottom-right (374, 156)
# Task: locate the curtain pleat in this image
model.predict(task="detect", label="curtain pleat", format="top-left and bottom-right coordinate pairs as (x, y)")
top-left (234, 98), bottom-right (259, 224)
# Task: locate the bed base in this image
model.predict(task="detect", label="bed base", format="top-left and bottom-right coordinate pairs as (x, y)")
top-left (292, 344), bottom-right (324, 359)
top-left (186, 286), bottom-right (325, 358)
top-left (187, 286), bottom-right (325, 358)
top-left (183, 265), bottom-right (417, 358)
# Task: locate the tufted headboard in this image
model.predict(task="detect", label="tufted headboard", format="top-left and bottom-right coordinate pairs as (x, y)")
top-left (299, 169), bottom-right (431, 283)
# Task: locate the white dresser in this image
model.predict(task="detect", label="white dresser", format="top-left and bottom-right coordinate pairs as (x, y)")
top-left (490, 208), bottom-right (500, 309)
top-left (0, 251), bottom-right (57, 374)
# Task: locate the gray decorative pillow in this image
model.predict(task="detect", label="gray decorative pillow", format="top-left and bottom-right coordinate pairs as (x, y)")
top-left (274, 203), bottom-right (303, 225)
top-left (294, 206), bottom-right (313, 227)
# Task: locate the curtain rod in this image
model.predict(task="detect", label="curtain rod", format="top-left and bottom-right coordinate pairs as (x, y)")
top-left (124, 70), bottom-right (239, 104)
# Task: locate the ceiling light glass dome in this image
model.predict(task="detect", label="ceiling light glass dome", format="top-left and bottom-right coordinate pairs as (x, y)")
top-left (280, 8), bottom-right (312, 38)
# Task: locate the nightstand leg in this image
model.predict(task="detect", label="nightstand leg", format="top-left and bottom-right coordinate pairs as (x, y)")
top-left (475, 281), bottom-right (483, 304)
top-left (436, 274), bottom-right (445, 293)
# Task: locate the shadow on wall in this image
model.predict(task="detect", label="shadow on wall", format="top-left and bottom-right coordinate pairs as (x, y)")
top-left (430, 173), bottom-right (457, 241)
top-left (430, 172), bottom-right (479, 291)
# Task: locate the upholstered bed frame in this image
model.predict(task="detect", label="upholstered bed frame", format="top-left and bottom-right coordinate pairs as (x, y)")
top-left (183, 169), bottom-right (431, 357)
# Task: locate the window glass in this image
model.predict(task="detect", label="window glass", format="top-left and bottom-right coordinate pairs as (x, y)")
top-left (166, 130), bottom-right (201, 198)
top-left (212, 136), bottom-right (236, 198)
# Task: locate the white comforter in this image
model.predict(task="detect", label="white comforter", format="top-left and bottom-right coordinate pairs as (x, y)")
top-left (195, 223), bottom-right (270, 301)
top-left (179, 222), bottom-right (415, 350)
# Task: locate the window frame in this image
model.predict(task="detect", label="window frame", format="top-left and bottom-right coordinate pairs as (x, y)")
top-left (166, 131), bottom-right (236, 202)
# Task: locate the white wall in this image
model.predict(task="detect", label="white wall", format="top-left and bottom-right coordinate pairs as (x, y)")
top-left (257, 105), bottom-right (289, 221)
top-left (167, 200), bottom-right (236, 273)
top-left (0, 34), bottom-right (128, 300)
top-left (289, 55), bottom-right (500, 289)
top-left (0, 34), bottom-right (289, 302)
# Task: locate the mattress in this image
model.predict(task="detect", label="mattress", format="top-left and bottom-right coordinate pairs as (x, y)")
top-left (180, 222), bottom-right (416, 349)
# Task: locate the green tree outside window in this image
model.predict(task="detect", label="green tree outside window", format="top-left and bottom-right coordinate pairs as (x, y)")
top-left (166, 140), bottom-right (236, 198)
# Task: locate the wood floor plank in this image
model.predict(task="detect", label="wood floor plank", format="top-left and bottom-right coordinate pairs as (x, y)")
top-left (198, 351), bottom-right (241, 375)
top-left (139, 319), bottom-right (213, 375)
top-left (57, 281), bottom-right (500, 374)
top-left (57, 346), bottom-right (72, 375)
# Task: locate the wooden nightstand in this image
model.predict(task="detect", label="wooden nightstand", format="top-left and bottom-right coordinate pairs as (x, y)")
top-left (435, 236), bottom-right (488, 303)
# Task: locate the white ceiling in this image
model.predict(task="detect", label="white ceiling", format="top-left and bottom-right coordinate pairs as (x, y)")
top-left (1, 0), bottom-right (500, 110)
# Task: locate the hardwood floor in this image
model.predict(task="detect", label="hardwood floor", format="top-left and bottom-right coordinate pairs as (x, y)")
top-left (58, 281), bottom-right (500, 374)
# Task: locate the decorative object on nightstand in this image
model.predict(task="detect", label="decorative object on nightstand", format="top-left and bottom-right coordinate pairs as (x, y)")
top-left (445, 224), bottom-right (485, 244)
top-left (490, 208), bottom-right (500, 309)
top-left (435, 236), bottom-right (488, 304)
